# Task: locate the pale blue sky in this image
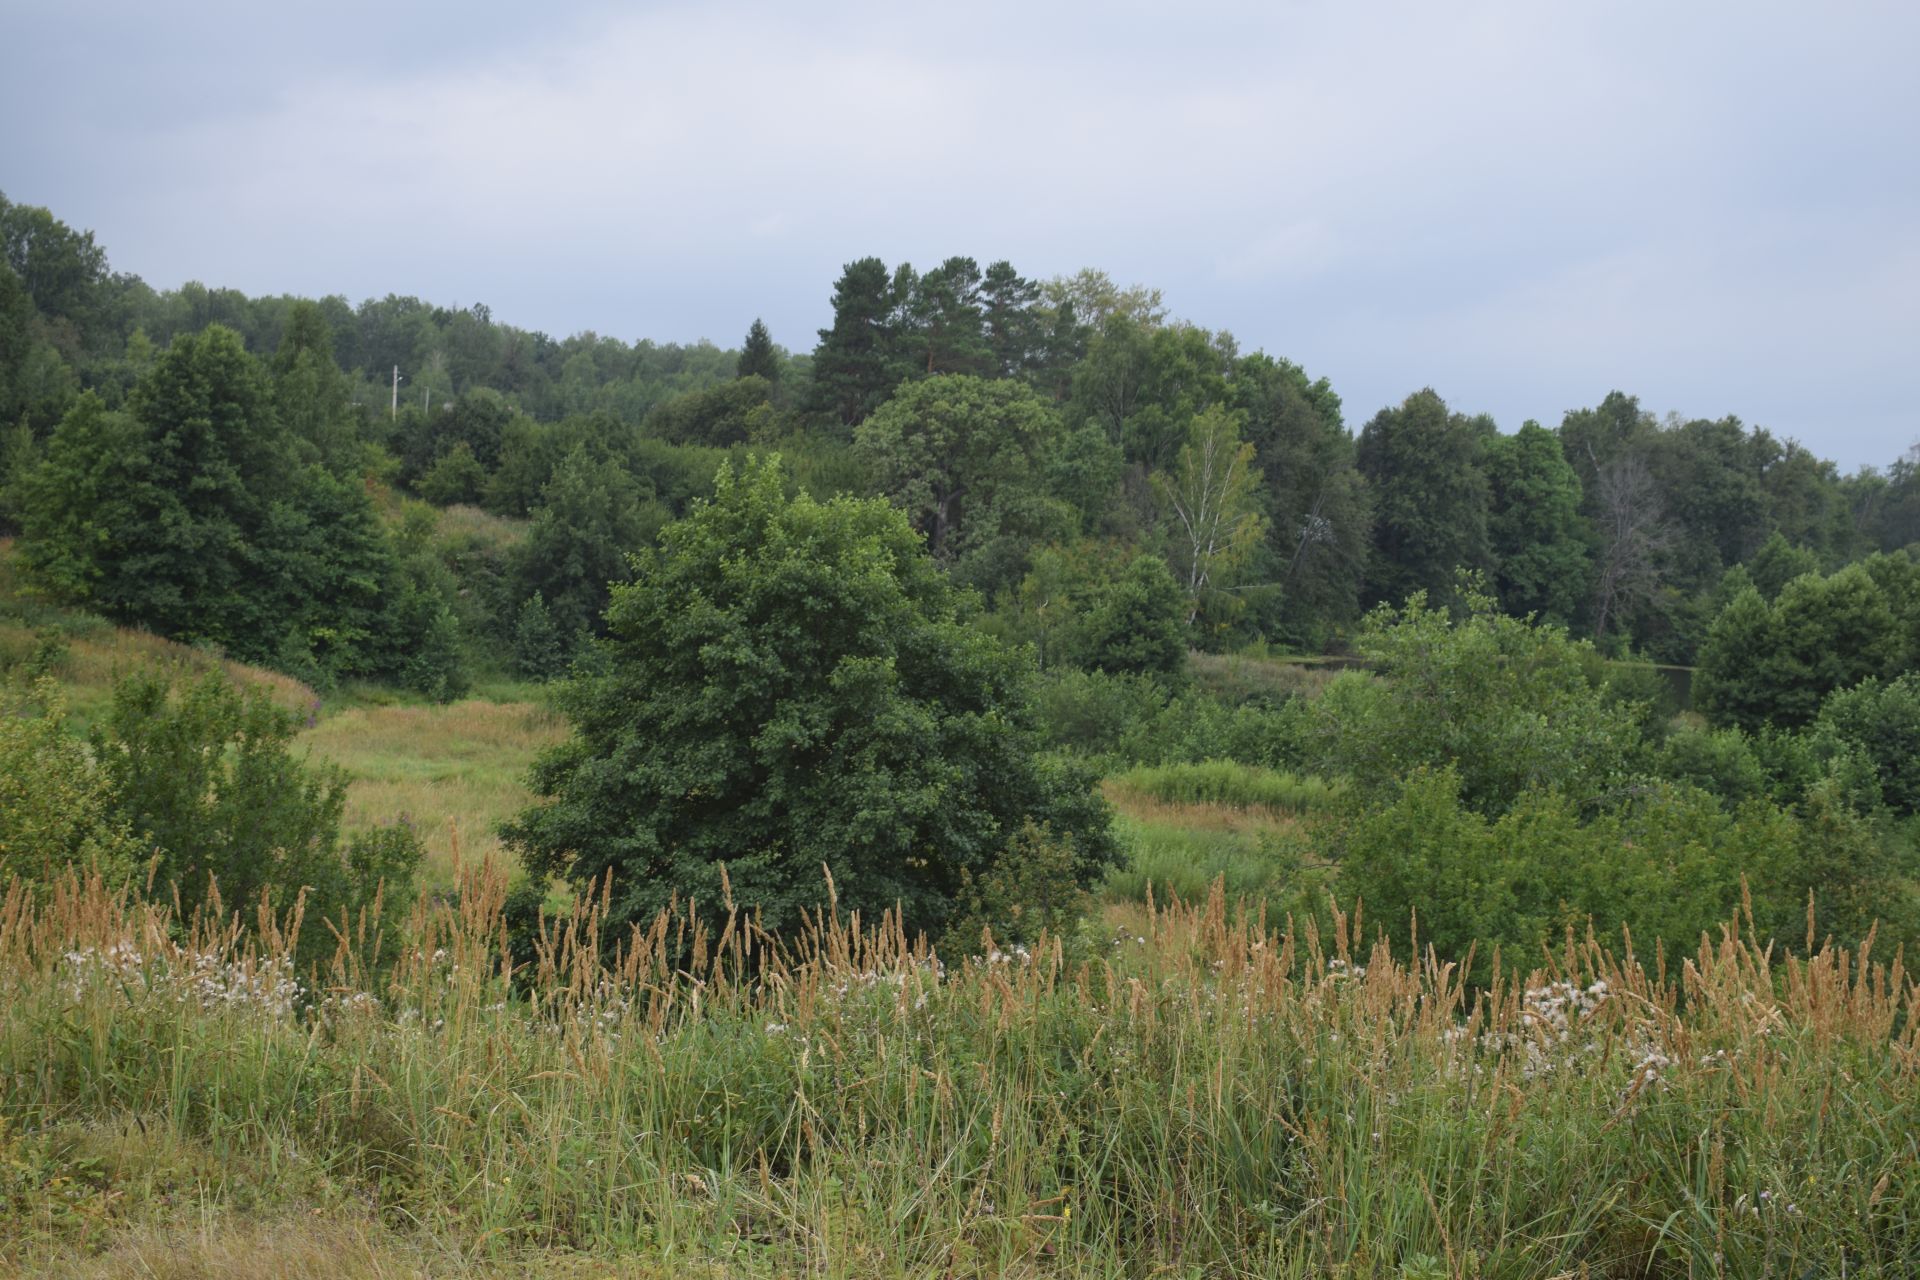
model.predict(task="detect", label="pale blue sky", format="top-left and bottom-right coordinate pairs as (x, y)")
top-left (4, 0), bottom-right (1915, 469)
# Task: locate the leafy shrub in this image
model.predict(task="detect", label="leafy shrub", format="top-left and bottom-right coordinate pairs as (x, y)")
top-left (1814, 674), bottom-right (1920, 816)
top-left (0, 685), bottom-right (141, 892)
top-left (510, 591), bottom-right (570, 681)
top-left (1061, 553), bottom-right (1188, 680)
top-left (417, 441), bottom-right (487, 506)
top-left (1656, 723), bottom-right (1771, 807)
top-left (1696, 567), bottom-right (1902, 731)
top-left (1314, 590), bottom-right (1644, 816)
top-left (93, 670), bottom-right (422, 968)
top-left (1336, 767), bottom-right (1913, 985)
top-left (1034, 668), bottom-right (1309, 770)
top-left (937, 822), bottom-right (1093, 958)
top-left (1033, 668), bottom-right (1172, 759)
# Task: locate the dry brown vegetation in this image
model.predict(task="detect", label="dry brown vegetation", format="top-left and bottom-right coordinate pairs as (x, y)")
top-left (3, 866), bottom-right (1914, 1277)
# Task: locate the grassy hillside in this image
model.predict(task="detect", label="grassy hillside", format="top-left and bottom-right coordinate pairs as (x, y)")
top-left (301, 699), bottom-right (567, 893)
top-left (0, 539), bottom-right (319, 725)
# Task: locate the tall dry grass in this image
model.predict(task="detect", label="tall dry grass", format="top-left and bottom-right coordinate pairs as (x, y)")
top-left (2, 867), bottom-right (1915, 1276)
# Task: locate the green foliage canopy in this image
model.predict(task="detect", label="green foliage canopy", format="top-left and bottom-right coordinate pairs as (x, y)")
top-left (506, 456), bottom-right (1118, 941)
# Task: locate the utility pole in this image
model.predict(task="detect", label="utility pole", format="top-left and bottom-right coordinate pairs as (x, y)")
top-left (391, 365), bottom-right (401, 420)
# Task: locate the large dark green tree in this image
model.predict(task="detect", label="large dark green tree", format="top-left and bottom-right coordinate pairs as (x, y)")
top-left (20, 324), bottom-right (293, 651)
top-left (505, 457), bottom-right (1117, 941)
top-left (1696, 564), bottom-right (1902, 731)
top-left (1229, 352), bottom-right (1370, 645)
top-left (0, 192), bottom-right (110, 351)
top-left (737, 318), bottom-right (780, 385)
top-left (901, 256), bottom-right (991, 378)
top-left (1068, 317), bottom-right (1231, 472)
top-left (981, 260), bottom-right (1041, 380)
top-left (272, 299), bottom-right (364, 476)
top-left (1066, 553), bottom-right (1188, 679)
top-left (510, 444), bottom-right (658, 644)
top-left (807, 257), bottom-right (907, 428)
top-left (1355, 389), bottom-right (1493, 607)
top-left (1482, 421), bottom-right (1589, 623)
top-left (16, 324), bottom-right (453, 687)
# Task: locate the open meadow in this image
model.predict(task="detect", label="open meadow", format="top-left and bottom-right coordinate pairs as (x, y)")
top-left (300, 697), bottom-right (567, 895)
top-left (4, 654), bottom-right (1917, 1275)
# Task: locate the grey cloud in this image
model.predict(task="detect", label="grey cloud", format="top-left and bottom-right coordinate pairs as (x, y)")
top-left (3, 0), bottom-right (1914, 467)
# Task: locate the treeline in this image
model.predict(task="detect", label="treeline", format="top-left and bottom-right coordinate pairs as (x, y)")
top-left (4, 190), bottom-right (1919, 693)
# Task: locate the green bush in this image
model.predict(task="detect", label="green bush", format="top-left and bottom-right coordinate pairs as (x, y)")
top-left (937, 821), bottom-right (1094, 958)
top-left (93, 669), bottom-right (422, 968)
top-left (1696, 567), bottom-right (1903, 731)
top-left (1033, 668), bottom-right (1173, 759)
top-left (1656, 723), bottom-right (1771, 807)
top-left (1814, 674), bottom-right (1920, 816)
top-left (1335, 767), bottom-right (1913, 986)
top-left (1034, 668), bottom-right (1309, 771)
top-left (0, 685), bottom-right (141, 892)
top-left (1314, 589), bottom-right (1645, 816)
top-left (417, 441), bottom-right (488, 506)
top-left (510, 591), bottom-right (570, 681)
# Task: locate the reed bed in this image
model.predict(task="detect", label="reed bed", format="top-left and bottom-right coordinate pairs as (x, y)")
top-left (1, 868), bottom-right (1915, 1277)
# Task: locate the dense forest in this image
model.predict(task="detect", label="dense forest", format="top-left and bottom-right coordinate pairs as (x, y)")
top-left (5, 190), bottom-right (1917, 695)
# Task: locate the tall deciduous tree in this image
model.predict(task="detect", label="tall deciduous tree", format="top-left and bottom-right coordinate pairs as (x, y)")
top-left (17, 325), bottom-right (452, 686)
top-left (1588, 448), bottom-right (1672, 644)
top-left (1155, 405), bottom-right (1265, 625)
top-left (1355, 389), bottom-right (1493, 608)
top-left (273, 299), bottom-right (363, 476)
top-left (854, 374), bottom-right (1055, 561)
top-left (1482, 421), bottom-right (1589, 623)
top-left (1230, 352), bottom-right (1369, 646)
top-left (511, 445), bottom-right (656, 644)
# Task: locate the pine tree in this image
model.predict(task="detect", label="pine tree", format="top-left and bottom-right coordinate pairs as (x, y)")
top-left (806, 258), bottom-right (907, 429)
top-left (737, 318), bottom-right (780, 384)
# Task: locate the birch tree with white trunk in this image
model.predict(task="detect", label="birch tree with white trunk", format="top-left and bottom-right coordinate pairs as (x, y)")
top-left (1155, 405), bottom-right (1266, 625)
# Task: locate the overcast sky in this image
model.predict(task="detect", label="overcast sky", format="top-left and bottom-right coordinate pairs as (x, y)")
top-left (4, 0), bottom-right (1915, 469)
